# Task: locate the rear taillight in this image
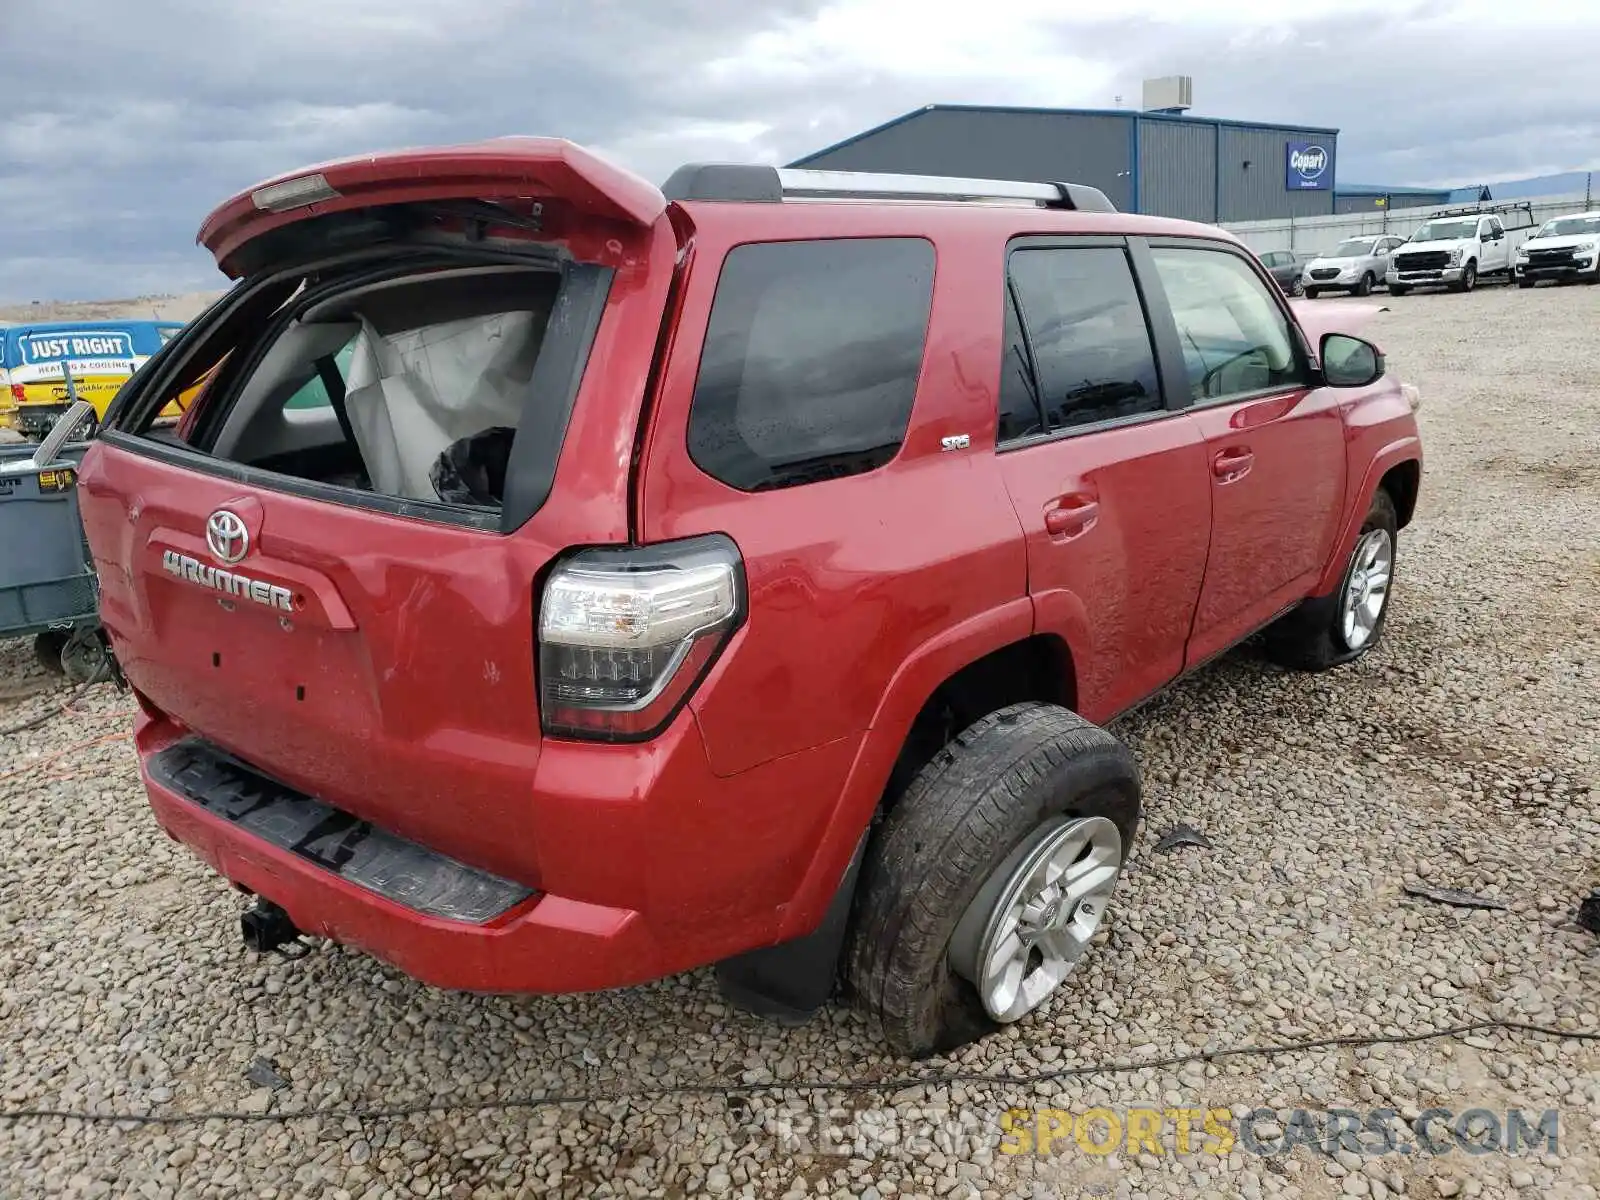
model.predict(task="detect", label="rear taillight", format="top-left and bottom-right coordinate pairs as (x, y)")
top-left (538, 534), bottom-right (744, 742)
top-left (9, 384), bottom-right (23, 401)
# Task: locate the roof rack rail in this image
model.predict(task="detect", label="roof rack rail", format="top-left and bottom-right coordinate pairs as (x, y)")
top-left (660, 163), bottom-right (1116, 213)
top-left (1424, 200), bottom-right (1534, 219)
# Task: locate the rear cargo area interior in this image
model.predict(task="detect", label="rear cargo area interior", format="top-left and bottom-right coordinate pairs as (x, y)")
top-left (207, 265), bottom-right (560, 508)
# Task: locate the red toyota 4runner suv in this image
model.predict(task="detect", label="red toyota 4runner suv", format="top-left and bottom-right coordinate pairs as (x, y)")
top-left (77, 139), bottom-right (1422, 1056)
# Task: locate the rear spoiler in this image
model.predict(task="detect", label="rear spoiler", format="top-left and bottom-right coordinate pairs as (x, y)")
top-left (198, 138), bottom-right (668, 277)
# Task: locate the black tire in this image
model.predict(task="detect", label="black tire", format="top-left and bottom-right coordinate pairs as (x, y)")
top-left (1289, 277), bottom-right (1305, 297)
top-left (1454, 261), bottom-right (1477, 293)
top-left (33, 630), bottom-right (69, 675)
top-left (1389, 285), bottom-right (1410, 296)
top-left (847, 702), bottom-right (1140, 1058)
top-left (1263, 489), bottom-right (1400, 671)
top-left (1304, 287), bottom-right (1321, 300)
top-left (60, 628), bottom-right (111, 684)
top-left (1353, 273), bottom-right (1374, 297)
top-left (1518, 278), bottom-right (1536, 289)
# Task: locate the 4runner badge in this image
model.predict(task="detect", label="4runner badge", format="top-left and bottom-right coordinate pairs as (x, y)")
top-left (161, 548), bottom-right (293, 613)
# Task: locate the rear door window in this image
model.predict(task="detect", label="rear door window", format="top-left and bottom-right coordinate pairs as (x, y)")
top-left (687, 238), bottom-right (935, 492)
top-left (1001, 245), bottom-right (1163, 439)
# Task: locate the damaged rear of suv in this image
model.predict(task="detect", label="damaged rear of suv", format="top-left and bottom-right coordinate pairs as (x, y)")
top-left (79, 138), bottom-right (1420, 1057)
top-left (82, 140), bottom-right (737, 987)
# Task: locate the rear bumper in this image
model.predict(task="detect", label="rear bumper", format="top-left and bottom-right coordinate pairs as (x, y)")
top-left (135, 710), bottom-right (862, 993)
top-left (146, 766), bottom-right (648, 992)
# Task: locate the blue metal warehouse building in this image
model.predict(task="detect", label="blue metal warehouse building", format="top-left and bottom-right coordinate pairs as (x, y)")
top-left (790, 103), bottom-right (1341, 224)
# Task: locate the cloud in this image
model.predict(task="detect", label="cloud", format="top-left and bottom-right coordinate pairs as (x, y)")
top-left (1, 0), bottom-right (1597, 300)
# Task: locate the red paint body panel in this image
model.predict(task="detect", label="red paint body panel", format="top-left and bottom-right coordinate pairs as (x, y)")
top-left (640, 204), bottom-right (1030, 777)
top-left (1183, 386), bottom-right (1348, 666)
top-left (77, 140), bottom-right (1422, 995)
top-left (998, 418), bottom-right (1211, 724)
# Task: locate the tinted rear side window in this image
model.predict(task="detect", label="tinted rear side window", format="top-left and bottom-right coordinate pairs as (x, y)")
top-left (687, 238), bottom-right (935, 492)
top-left (1005, 246), bottom-right (1162, 433)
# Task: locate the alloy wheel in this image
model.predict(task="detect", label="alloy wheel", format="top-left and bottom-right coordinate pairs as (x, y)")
top-left (949, 815), bottom-right (1124, 1023)
top-left (1341, 528), bottom-right (1393, 650)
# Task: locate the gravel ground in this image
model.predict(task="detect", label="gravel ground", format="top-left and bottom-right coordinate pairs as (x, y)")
top-left (2, 283), bottom-right (1597, 1199)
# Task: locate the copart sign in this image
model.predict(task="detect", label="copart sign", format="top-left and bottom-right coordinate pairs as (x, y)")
top-left (1285, 141), bottom-right (1331, 191)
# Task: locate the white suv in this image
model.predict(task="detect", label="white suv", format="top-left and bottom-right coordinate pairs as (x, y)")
top-left (1303, 235), bottom-right (1404, 298)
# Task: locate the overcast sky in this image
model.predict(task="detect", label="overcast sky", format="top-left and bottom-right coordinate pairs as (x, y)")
top-left (3, 0), bottom-right (1598, 302)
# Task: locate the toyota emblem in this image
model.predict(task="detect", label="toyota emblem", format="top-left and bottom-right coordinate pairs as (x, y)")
top-left (205, 509), bottom-right (249, 565)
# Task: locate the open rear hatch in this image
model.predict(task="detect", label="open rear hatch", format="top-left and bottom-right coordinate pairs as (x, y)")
top-left (77, 139), bottom-right (677, 889)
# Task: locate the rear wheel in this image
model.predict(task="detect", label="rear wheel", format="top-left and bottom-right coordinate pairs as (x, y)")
top-left (1353, 272), bottom-right (1374, 297)
top-left (1263, 489), bottom-right (1399, 671)
top-left (1289, 277), bottom-right (1305, 297)
top-left (847, 703), bottom-right (1140, 1057)
top-left (60, 628), bottom-right (111, 684)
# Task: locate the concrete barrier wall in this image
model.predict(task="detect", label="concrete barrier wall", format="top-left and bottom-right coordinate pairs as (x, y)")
top-left (1221, 192), bottom-right (1595, 254)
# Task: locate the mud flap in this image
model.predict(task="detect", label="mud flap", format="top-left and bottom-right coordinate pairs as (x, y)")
top-left (714, 832), bottom-right (868, 1025)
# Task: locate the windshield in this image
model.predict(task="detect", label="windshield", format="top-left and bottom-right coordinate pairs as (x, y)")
top-left (1408, 219), bottom-right (1480, 242)
top-left (1331, 239), bottom-right (1376, 257)
top-left (1535, 215), bottom-right (1600, 239)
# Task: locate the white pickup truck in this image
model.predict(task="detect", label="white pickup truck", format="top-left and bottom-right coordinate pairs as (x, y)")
top-left (1386, 204), bottom-right (1536, 295)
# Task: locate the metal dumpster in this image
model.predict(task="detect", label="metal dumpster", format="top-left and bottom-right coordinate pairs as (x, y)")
top-left (0, 440), bottom-right (108, 679)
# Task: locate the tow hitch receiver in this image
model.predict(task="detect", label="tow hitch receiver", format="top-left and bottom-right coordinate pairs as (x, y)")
top-left (241, 899), bottom-right (305, 956)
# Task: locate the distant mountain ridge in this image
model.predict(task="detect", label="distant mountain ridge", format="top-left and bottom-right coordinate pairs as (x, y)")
top-left (0, 292), bottom-right (224, 325)
top-left (1339, 169), bottom-right (1596, 204)
top-left (1476, 170), bottom-right (1596, 200)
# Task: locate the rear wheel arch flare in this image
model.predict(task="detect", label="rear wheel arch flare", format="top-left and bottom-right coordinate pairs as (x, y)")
top-left (881, 634), bottom-right (1078, 816)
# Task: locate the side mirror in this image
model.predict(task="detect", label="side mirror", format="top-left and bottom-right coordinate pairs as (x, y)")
top-left (1320, 333), bottom-right (1384, 388)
